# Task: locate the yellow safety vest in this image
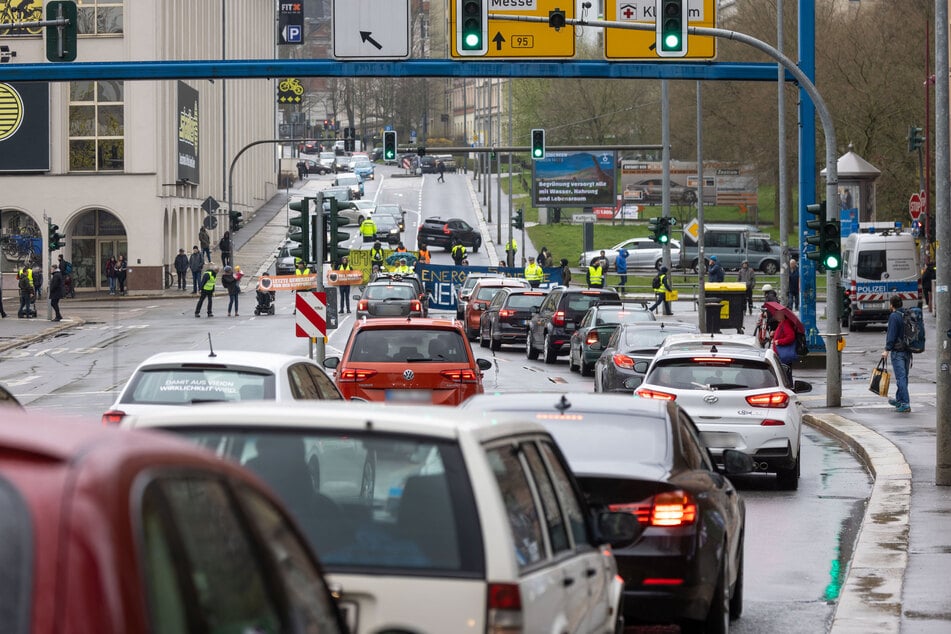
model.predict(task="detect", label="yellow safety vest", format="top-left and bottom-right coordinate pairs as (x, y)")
top-left (360, 219), bottom-right (376, 236)
top-left (295, 267), bottom-right (311, 275)
top-left (370, 248), bottom-right (385, 263)
top-left (588, 265), bottom-right (603, 285)
top-left (506, 239), bottom-right (518, 252)
top-left (452, 244), bottom-right (466, 259)
top-left (202, 271), bottom-right (217, 291)
top-left (525, 263), bottom-right (544, 281)
top-left (395, 265), bottom-right (412, 275)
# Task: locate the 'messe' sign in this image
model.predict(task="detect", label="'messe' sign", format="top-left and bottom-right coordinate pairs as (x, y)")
top-left (450, 0), bottom-right (575, 59)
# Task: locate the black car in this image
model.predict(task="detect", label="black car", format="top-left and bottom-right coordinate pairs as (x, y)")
top-left (478, 288), bottom-right (548, 350)
top-left (526, 288), bottom-right (620, 364)
top-left (417, 216), bottom-right (482, 252)
top-left (371, 271), bottom-right (429, 316)
top-left (355, 281), bottom-right (424, 319)
top-left (461, 392), bottom-right (751, 631)
top-left (594, 321), bottom-right (701, 393)
top-left (568, 302), bottom-right (655, 376)
top-left (419, 155), bottom-right (437, 173)
top-left (300, 158), bottom-right (332, 174)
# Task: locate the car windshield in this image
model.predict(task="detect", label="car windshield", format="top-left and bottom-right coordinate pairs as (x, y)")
top-left (121, 368), bottom-right (276, 404)
top-left (172, 429), bottom-right (483, 575)
top-left (364, 284), bottom-right (415, 300)
top-left (647, 358), bottom-right (778, 390)
top-left (375, 216), bottom-right (396, 229)
top-left (338, 176), bottom-right (359, 185)
top-left (349, 329), bottom-right (469, 363)
top-left (620, 327), bottom-right (691, 349)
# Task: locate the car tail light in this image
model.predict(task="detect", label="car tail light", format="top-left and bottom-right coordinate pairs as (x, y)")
top-left (487, 582), bottom-right (522, 634)
top-left (642, 578), bottom-right (685, 586)
top-left (442, 224), bottom-right (451, 235)
top-left (760, 418), bottom-right (786, 426)
top-left (609, 490), bottom-right (697, 527)
top-left (410, 300), bottom-right (422, 312)
top-left (585, 331), bottom-right (600, 346)
top-left (440, 369), bottom-right (479, 382)
top-left (101, 410), bottom-right (126, 425)
top-left (357, 299), bottom-right (368, 311)
top-left (552, 310), bottom-right (566, 327)
top-left (338, 368), bottom-right (378, 382)
top-left (636, 387), bottom-right (677, 401)
top-left (746, 392), bottom-right (790, 408)
top-left (612, 354), bottom-right (635, 369)
top-left (499, 309), bottom-right (515, 318)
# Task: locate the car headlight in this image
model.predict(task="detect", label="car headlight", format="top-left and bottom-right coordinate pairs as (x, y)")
top-left (389, 228), bottom-right (399, 235)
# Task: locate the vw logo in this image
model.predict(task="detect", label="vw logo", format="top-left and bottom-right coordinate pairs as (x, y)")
top-left (703, 394), bottom-right (719, 404)
top-left (403, 369), bottom-right (415, 381)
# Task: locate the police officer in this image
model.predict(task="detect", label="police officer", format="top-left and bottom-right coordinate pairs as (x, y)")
top-left (370, 241), bottom-right (386, 272)
top-left (524, 256), bottom-right (544, 288)
top-left (505, 237), bottom-right (518, 267)
top-left (194, 264), bottom-right (218, 317)
top-left (451, 239), bottom-right (467, 266)
top-left (360, 216), bottom-right (377, 243)
top-left (587, 258), bottom-right (604, 289)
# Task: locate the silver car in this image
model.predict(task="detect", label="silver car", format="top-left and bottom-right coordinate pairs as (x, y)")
top-left (578, 237), bottom-right (681, 269)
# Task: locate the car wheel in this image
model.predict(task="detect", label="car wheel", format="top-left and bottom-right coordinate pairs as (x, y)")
top-left (479, 327), bottom-right (489, 348)
top-left (580, 360), bottom-right (594, 377)
top-left (704, 559), bottom-right (730, 634)
top-left (776, 453), bottom-right (800, 490)
top-left (466, 326), bottom-right (478, 341)
top-left (690, 259), bottom-right (699, 273)
top-left (526, 330), bottom-right (539, 360)
top-left (472, 239), bottom-right (481, 253)
top-left (761, 260), bottom-right (779, 275)
top-left (543, 333), bottom-right (557, 364)
top-left (568, 348), bottom-right (579, 372)
top-left (729, 537), bottom-right (744, 620)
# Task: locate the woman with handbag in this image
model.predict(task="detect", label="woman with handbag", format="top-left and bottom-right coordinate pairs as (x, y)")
top-left (771, 310), bottom-right (798, 384)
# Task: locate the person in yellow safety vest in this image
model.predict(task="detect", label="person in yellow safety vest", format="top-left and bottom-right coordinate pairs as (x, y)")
top-left (370, 241), bottom-right (386, 273)
top-left (451, 240), bottom-right (467, 266)
top-left (587, 260), bottom-right (604, 288)
top-left (17, 266), bottom-right (33, 285)
top-left (524, 256), bottom-right (544, 288)
top-left (293, 260), bottom-right (314, 314)
top-left (394, 258), bottom-right (413, 275)
top-left (194, 265), bottom-right (218, 317)
top-left (360, 216), bottom-right (377, 242)
top-left (505, 238), bottom-right (518, 267)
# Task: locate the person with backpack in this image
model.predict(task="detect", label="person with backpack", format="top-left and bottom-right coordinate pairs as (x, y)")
top-left (883, 296), bottom-right (911, 412)
top-left (648, 266), bottom-right (673, 315)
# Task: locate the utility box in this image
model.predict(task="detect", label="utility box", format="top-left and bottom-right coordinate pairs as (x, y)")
top-left (704, 282), bottom-right (748, 333)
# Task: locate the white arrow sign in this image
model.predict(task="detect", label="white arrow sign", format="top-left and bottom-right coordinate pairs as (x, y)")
top-left (333, 0), bottom-right (409, 59)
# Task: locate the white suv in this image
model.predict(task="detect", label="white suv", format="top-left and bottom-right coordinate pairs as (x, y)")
top-left (632, 336), bottom-right (812, 490)
top-left (124, 401), bottom-right (638, 633)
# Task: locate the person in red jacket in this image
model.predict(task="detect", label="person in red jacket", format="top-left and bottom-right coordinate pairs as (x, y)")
top-left (771, 310), bottom-right (797, 384)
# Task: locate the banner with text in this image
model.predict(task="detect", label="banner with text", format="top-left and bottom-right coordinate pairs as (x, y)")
top-left (532, 150), bottom-right (616, 207)
top-left (418, 264), bottom-right (564, 311)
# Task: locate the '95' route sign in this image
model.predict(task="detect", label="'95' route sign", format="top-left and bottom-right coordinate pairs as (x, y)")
top-left (451, 0), bottom-right (575, 58)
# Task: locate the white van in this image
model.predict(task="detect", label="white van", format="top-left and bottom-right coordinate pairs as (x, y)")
top-left (840, 223), bottom-right (920, 330)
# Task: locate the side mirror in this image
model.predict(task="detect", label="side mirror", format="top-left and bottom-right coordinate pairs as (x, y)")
top-left (476, 358), bottom-right (492, 371)
top-left (323, 357), bottom-right (340, 369)
top-left (623, 376), bottom-right (644, 390)
top-left (352, 293), bottom-right (362, 301)
top-left (793, 380), bottom-right (812, 394)
top-left (596, 511), bottom-right (644, 548)
top-left (721, 449), bottom-right (756, 475)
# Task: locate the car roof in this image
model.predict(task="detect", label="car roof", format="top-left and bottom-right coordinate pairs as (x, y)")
top-left (655, 339), bottom-right (771, 362)
top-left (124, 401), bottom-right (547, 444)
top-left (352, 316), bottom-right (465, 330)
top-left (658, 333), bottom-right (763, 353)
top-left (129, 350), bottom-right (322, 372)
top-left (464, 391), bottom-right (668, 418)
top-left (472, 278), bottom-right (530, 288)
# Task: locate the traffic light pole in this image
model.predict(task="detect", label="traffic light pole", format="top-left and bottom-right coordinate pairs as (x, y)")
top-left (313, 194), bottom-right (325, 364)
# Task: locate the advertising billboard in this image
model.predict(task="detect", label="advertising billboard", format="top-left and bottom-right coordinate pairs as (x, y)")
top-left (532, 150), bottom-right (616, 207)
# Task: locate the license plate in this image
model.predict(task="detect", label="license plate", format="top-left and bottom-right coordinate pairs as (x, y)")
top-left (338, 600), bottom-right (358, 633)
top-left (385, 389), bottom-right (432, 403)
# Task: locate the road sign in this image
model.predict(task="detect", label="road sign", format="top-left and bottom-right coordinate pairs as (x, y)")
top-left (604, 0), bottom-right (717, 60)
top-left (909, 191), bottom-right (925, 221)
top-left (450, 0), bottom-right (575, 58)
top-left (295, 291), bottom-right (327, 339)
top-left (201, 196), bottom-right (219, 213)
top-left (333, 0), bottom-right (410, 59)
top-left (278, 2), bottom-right (304, 45)
top-left (683, 217), bottom-right (700, 241)
top-left (282, 24), bottom-right (302, 44)
top-left (202, 215), bottom-right (218, 230)
top-left (572, 214), bottom-right (597, 224)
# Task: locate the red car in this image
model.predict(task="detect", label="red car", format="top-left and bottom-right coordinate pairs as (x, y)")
top-left (463, 277), bottom-right (532, 340)
top-left (323, 317), bottom-right (492, 405)
top-left (0, 411), bottom-right (346, 634)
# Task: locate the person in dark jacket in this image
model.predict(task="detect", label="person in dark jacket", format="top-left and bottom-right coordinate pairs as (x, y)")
top-left (649, 267), bottom-right (673, 315)
top-left (221, 266), bottom-right (240, 317)
top-left (559, 258), bottom-right (572, 287)
top-left (116, 254), bottom-right (128, 295)
top-left (17, 269), bottom-right (33, 318)
top-left (707, 256), bottom-right (725, 283)
top-left (219, 231), bottom-right (233, 267)
top-left (48, 263), bottom-right (64, 321)
top-left (174, 248), bottom-right (190, 291)
top-left (199, 226), bottom-right (212, 263)
top-left (883, 295), bottom-right (911, 413)
top-left (194, 265), bottom-right (218, 318)
top-left (188, 246), bottom-right (204, 294)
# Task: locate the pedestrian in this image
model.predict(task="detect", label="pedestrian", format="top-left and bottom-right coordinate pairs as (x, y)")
top-left (337, 255), bottom-right (352, 313)
top-left (762, 283), bottom-right (779, 304)
top-left (395, 242), bottom-right (408, 253)
top-left (105, 255), bottom-right (118, 295)
top-left (394, 257), bottom-right (413, 275)
top-left (649, 266), bottom-right (673, 315)
top-left (174, 248), bottom-right (189, 291)
top-left (0, 270), bottom-right (7, 318)
top-left (737, 260), bottom-right (757, 315)
top-left (116, 254), bottom-right (128, 295)
top-left (587, 257), bottom-right (604, 289)
top-left (771, 310), bottom-right (798, 384)
top-left (524, 255), bottom-right (544, 288)
top-left (360, 216), bottom-right (377, 243)
top-left (499, 259), bottom-right (507, 268)
top-left (48, 263), bottom-right (64, 321)
top-left (451, 239), bottom-right (467, 266)
top-left (221, 266), bottom-right (240, 317)
top-left (194, 264), bottom-right (218, 318)
top-left (505, 237), bottom-right (518, 267)
top-left (538, 246), bottom-right (553, 268)
top-left (219, 231), bottom-right (233, 267)
top-left (17, 266), bottom-right (33, 318)
top-left (787, 257), bottom-right (800, 310)
top-left (199, 226), bottom-right (212, 263)
top-left (883, 296), bottom-right (912, 413)
top-left (293, 260), bottom-right (314, 315)
top-left (417, 244), bottom-right (431, 265)
top-left (921, 261), bottom-right (936, 313)
top-left (188, 246), bottom-right (204, 294)
top-left (297, 160), bottom-right (307, 181)
top-left (707, 255), bottom-right (725, 283)
top-left (559, 258), bottom-right (572, 287)
top-left (370, 241), bottom-right (385, 271)
top-left (615, 246), bottom-right (629, 291)
top-left (437, 160), bottom-right (446, 183)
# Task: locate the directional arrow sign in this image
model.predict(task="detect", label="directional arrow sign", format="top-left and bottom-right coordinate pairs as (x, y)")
top-left (452, 0), bottom-right (574, 58)
top-left (604, 0), bottom-right (717, 60)
top-left (333, 0), bottom-right (409, 59)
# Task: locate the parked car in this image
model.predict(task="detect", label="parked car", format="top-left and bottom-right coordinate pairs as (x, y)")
top-left (632, 335), bottom-right (812, 489)
top-left (299, 157), bottom-right (332, 175)
top-left (102, 350), bottom-right (342, 425)
top-left (125, 401), bottom-right (639, 634)
top-left (323, 317), bottom-right (492, 405)
top-left (6, 411), bottom-right (347, 634)
top-left (461, 392), bottom-right (751, 631)
top-left (526, 287), bottom-right (621, 364)
top-left (594, 321), bottom-right (701, 393)
top-left (578, 237), bottom-right (682, 269)
top-left (464, 277), bottom-right (534, 340)
top-left (567, 302), bottom-right (655, 376)
top-left (417, 216), bottom-right (482, 252)
top-left (478, 287), bottom-right (548, 350)
top-left (355, 281), bottom-right (424, 319)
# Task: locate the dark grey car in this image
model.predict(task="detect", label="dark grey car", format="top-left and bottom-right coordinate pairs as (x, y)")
top-left (355, 282), bottom-right (423, 319)
top-left (593, 321), bottom-right (701, 393)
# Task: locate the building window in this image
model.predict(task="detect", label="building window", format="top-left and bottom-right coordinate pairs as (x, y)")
top-left (69, 81), bottom-right (124, 172)
top-left (77, 0), bottom-right (123, 35)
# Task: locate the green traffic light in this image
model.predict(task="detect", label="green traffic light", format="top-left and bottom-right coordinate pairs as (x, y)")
top-left (664, 33), bottom-right (681, 50)
top-left (463, 31), bottom-right (481, 49)
top-left (824, 255), bottom-right (841, 270)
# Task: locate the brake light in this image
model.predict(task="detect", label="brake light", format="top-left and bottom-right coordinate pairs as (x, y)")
top-left (612, 354), bottom-right (634, 369)
top-left (643, 578), bottom-right (685, 586)
top-left (552, 310), bottom-right (566, 327)
top-left (746, 392), bottom-right (790, 408)
top-left (357, 299), bottom-right (368, 311)
top-left (442, 224), bottom-right (451, 235)
top-left (410, 300), bottom-right (421, 312)
top-left (487, 582), bottom-right (522, 633)
top-left (338, 368), bottom-right (378, 382)
top-left (691, 357), bottom-right (733, 364)
top-left (440, 369), bottom-right (479, 382)
top-left (585, 331), bottom-right (600, 346)
top-left (101, 410), bottom-right (126, 425)
top-left (499, 309), bottom-right (516, 318)
top-left (636, 387), bottom-right (677, 401)
top-left (609, 490), bottom-right (697, 527)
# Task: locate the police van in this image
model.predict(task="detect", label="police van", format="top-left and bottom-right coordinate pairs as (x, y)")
top-left (840, 222), bottom-right (920, 331)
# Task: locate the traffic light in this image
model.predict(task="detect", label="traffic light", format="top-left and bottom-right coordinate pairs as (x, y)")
top-left (46, 1), bottom-right (77, 62)
top-left (907, 125), bottom-right (924, 152)
top-left (48, 220), bottom-right (65, 252)
top-left (821, 218), bottom-right (842, 271)
top-left (531, 129), bottom-right (546, 160)
top-left (804, 202), bottom-right (825, 271)
top-left (457, 0), bottom-right (487, 56)
top-left (288, 197), bottom-right (313, 262)
top-left (648, 216), bottom-right (670, 244)
top-left (383, 131), bottom-right (397, 161)
top-left (326, 197), bottom-right (351, 264)
top-left (513, 208), bottom-right (524, 230)
top-left (229, 210), bottom-right (243, 232)
top-left (656, 0), bottom-right (688, 58)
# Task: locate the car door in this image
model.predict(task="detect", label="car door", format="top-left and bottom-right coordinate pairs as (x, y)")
top-left (571, 309), bottom-right (594, 360)
top-left (531, 291), bottom-right (559, 348)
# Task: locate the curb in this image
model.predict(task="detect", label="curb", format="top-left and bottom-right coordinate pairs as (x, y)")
top-left (803, 413), bottom-right (910, 634)
top-left (0, 317), bottom-right (87, 354)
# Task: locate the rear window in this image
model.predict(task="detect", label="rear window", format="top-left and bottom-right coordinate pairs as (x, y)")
top-left (620, 328), bottom-right (688, 349)
top-left (121, 368), bottom-right (276, 405)
top-left (349, 328), bottom-right (469, 363)
top-left (856, 249), bottom-right (886, 280)
top-left (173, 430), bottom-right (484, 576)
top-left (507, 294), bottom-right (546, 309)
top-left (475, 287), bottom-right (503, 301)
top-left (567, 294), bottom-right (616, 315)
top-left (364, 284), bottom-right (415, 300)
top-left (595, 307), bottom-right (652, 325)
top-left (647, 358), bottom-right (778, 390)
top-left (542, 415), bottom-right (668, 466)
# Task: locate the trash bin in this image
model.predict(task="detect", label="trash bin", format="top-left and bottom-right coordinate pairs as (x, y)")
top-left (704, 283), bottom-right (747, 334)
top-left (704, 300), bottom-right (722, 334)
